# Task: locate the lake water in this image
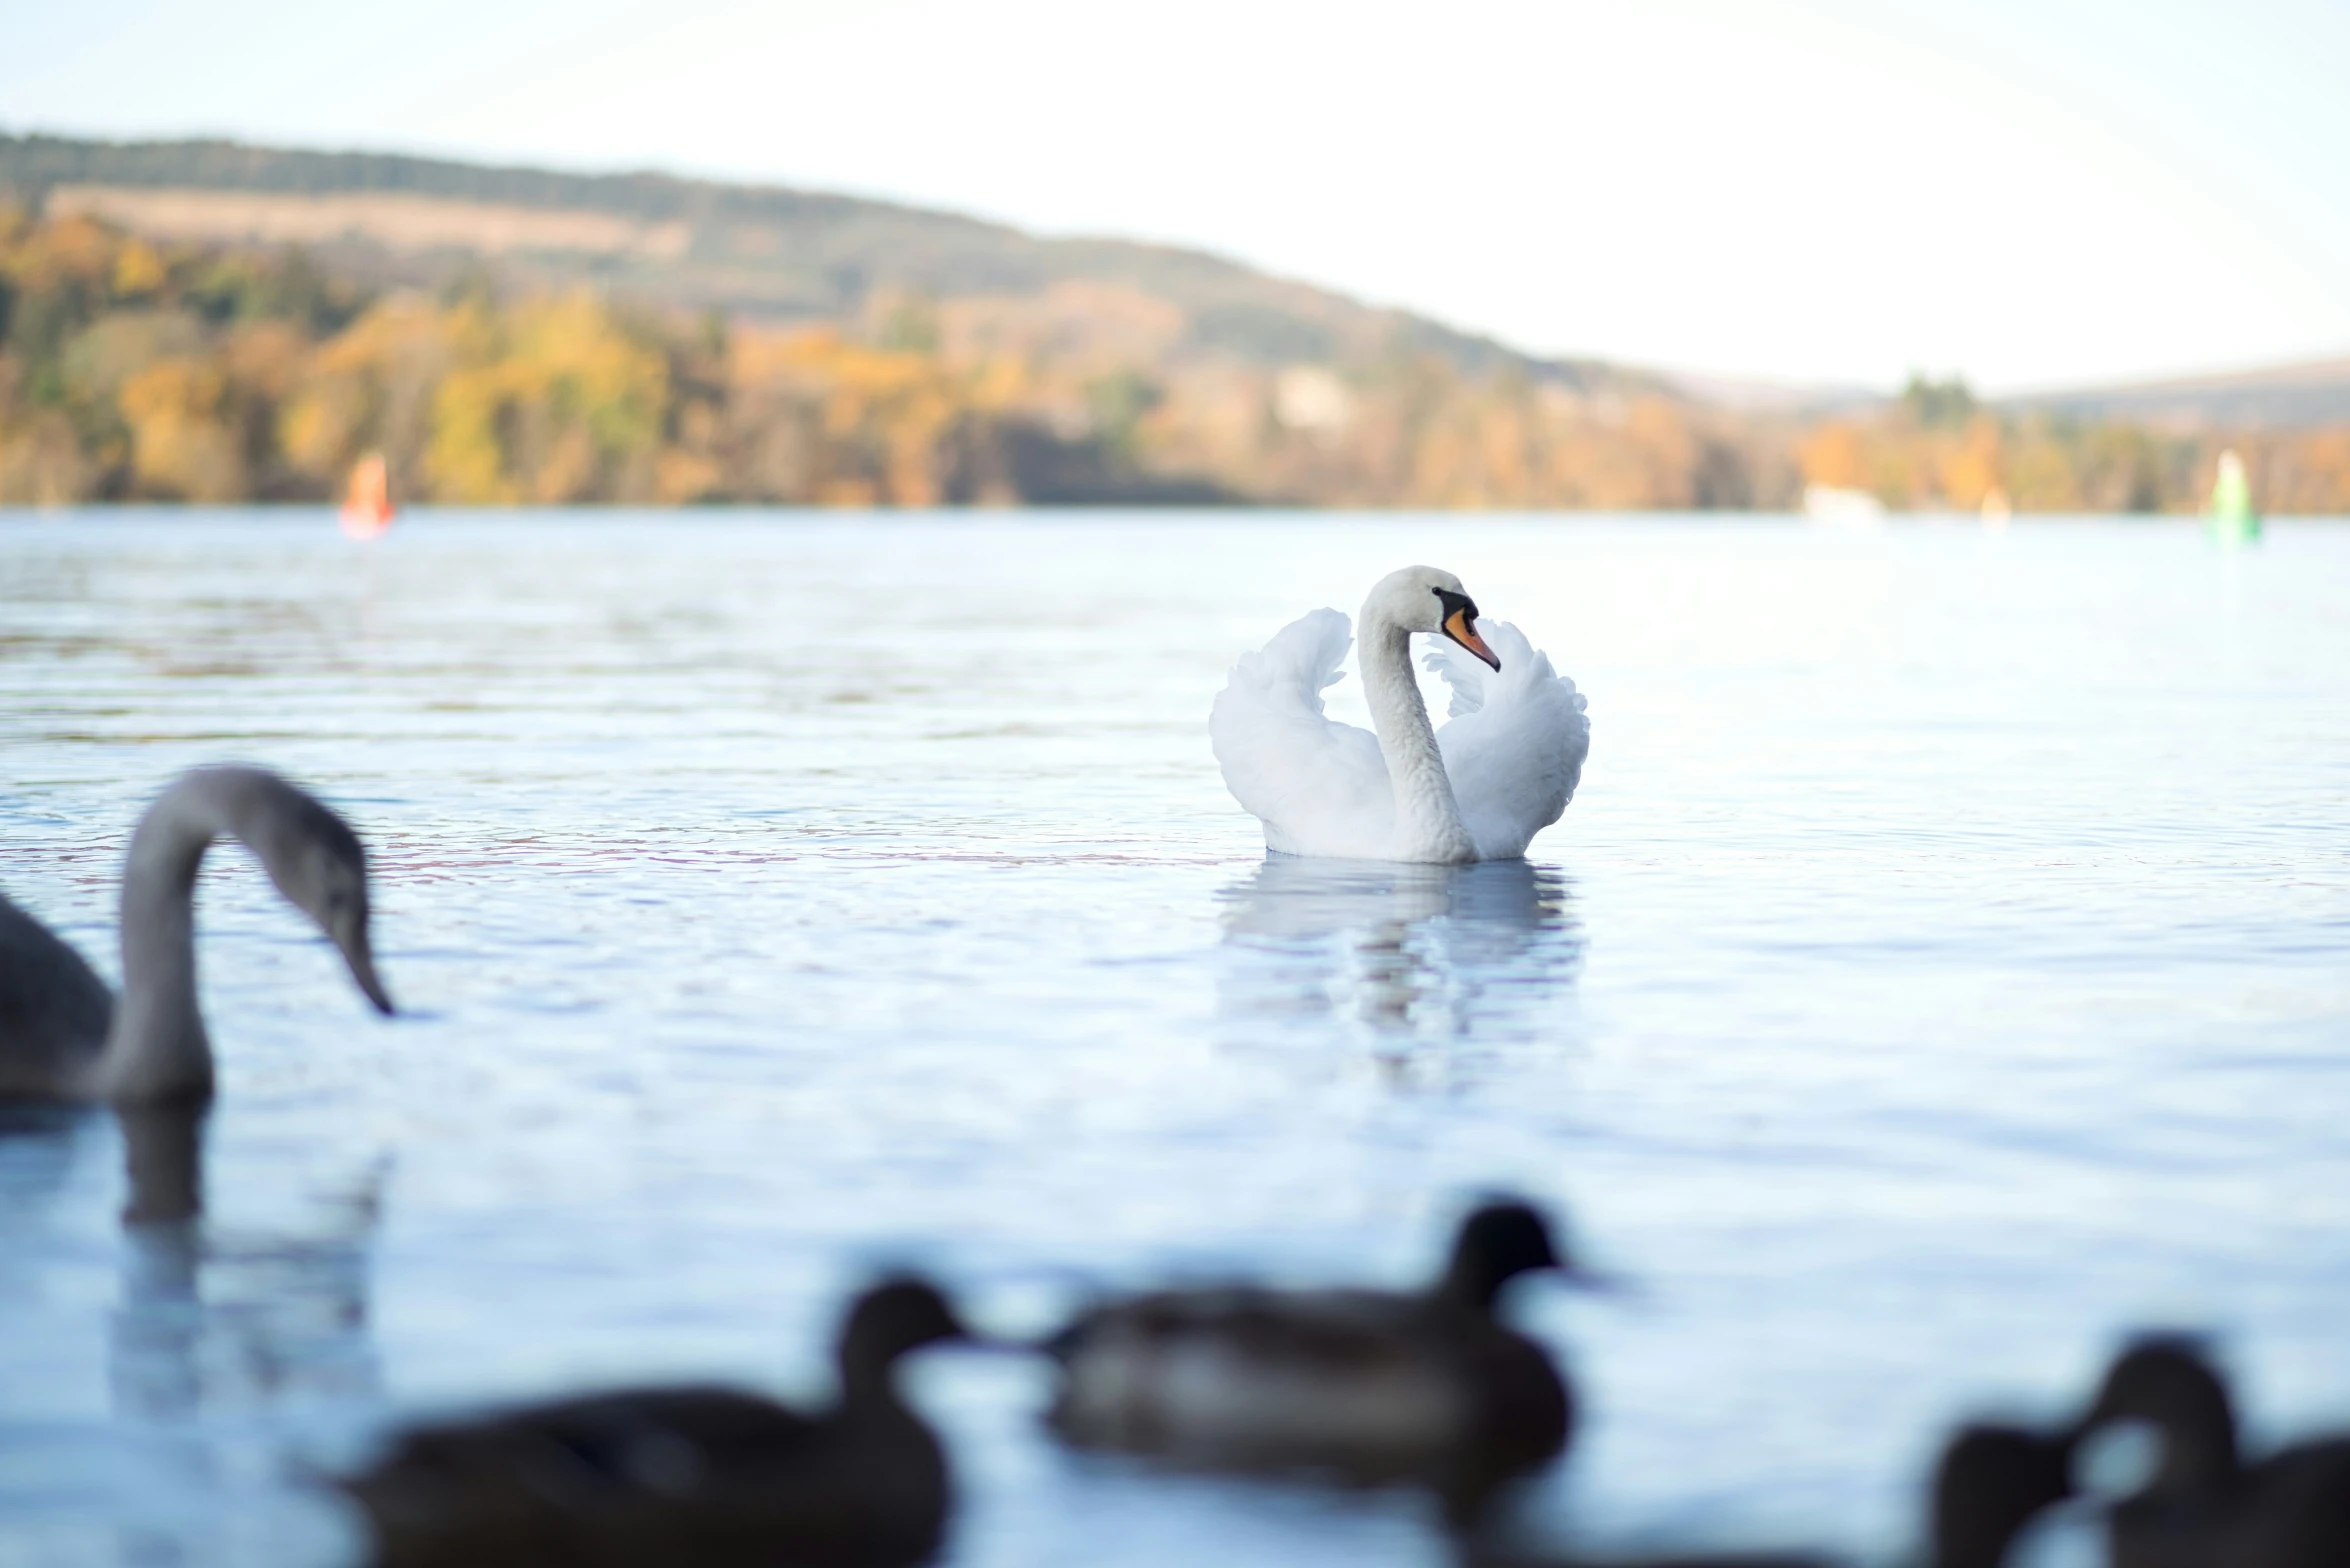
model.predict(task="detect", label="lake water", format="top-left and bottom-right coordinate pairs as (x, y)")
top-left (1, 511), bottom-right (2345, 1567)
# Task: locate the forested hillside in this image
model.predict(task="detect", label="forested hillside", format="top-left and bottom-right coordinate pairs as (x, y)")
top-left (0, 134), bottom-right (1583, 382)
top-left (4, 135), bottom-right (2347, 511)
top-left (0, 204), bottom-right (1780, 507)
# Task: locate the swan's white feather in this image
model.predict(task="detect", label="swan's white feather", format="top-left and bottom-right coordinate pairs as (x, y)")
top-left (1213, 609), bottom-right (1586, 862)
top-left (1209, 609), bottom-right (1395, 859)
top-left (1425, 619), bottom-right (1589, 860)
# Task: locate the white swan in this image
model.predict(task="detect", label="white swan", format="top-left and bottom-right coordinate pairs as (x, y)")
top-left (1211, 566), bottom-right (1588, 863)
top-left (0, 766), bottom-right (393, 1103)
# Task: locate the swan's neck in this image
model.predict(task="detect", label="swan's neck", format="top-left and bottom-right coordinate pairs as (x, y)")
top-left (1360, 609), bottom-right (1476, 863)
top-left (90, 780), bottom-right (234, 1102)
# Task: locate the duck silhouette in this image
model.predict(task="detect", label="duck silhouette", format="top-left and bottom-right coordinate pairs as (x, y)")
top-left (1044, 1199), bottom-right (1602, 1519)
top-left (1458, 1415), bottom-right (2073, 1568)
top-left (342, 1277), bottom-right (980, 1568)
top-left (2079, 1334), bottom-right (2350, 1568)
top-left (1927, 1421), bottom-right (2076, 1568)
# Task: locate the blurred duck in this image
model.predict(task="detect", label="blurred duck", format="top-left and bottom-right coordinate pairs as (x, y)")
top-left (1043, 1199), bottom-right (1599, 1516)
top-left (2078, 1334), bottom-right (2350, 1568)
top-left (1457, 1418), bottom-right (2073, 1568)
top-left (342, 1277), bottom-right (980, 1568)
top-left (1927, 1422), bottom-right (2076, 1568)
top-left (0, 766), bottom-right (393, 1102)
top-left (1461, 1548), bottom-right (1834, 1568)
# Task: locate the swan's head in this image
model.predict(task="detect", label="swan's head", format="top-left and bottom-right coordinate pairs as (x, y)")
top-left (281, 813), bottom-right (395, 1018)
top-left (224, 769), bottom-right (396, 1017)
top-left (1367, 565), bottom-right (1501, 671)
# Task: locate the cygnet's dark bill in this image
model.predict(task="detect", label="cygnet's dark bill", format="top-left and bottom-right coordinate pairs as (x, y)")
top-left (336, 929), bottom-right (396, 1016)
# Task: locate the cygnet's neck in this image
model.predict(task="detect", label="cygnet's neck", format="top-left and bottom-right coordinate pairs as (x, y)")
top-left (1358, 603), bottom-right (1476, 863)
top-left (88, 774), bottom-right (247, 1102)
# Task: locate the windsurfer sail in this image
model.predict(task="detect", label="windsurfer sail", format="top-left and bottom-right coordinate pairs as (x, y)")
top-left (340, 453), bottom-right (395, 539)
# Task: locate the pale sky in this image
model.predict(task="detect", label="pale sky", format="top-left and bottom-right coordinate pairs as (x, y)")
top-left (4, 0), bottom-right (2346, 392)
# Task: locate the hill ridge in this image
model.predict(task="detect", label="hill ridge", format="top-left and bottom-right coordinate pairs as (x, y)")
top-left (0, 131), bottom-right (1602, 388)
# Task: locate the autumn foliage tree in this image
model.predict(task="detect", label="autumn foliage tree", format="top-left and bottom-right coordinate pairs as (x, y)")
top-left (5, 212), bottom-right (2348, 513)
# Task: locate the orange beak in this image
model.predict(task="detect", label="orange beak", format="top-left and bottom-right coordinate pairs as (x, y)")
top-left (1443, 609), bottom-right (1501, 671)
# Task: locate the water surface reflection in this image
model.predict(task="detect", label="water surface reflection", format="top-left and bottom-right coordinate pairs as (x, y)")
top-left (7, 515), bottom-right (2350, 1568)
top-left (1216, 857), bottom-right (1584, 1084)
top-left (0, 1099), bottom-right (384, 1561)
top-left (109, 1105), bottom-right (386, 1424)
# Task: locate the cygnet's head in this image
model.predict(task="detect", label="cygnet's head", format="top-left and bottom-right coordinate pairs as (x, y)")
top-left (1364, 565), bottom-right (1501, 671)
top-left (226, 768), bottom-right (395, 1016)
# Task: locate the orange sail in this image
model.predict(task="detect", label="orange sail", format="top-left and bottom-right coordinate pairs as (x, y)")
top-left (340, 453), bottom-right (395, 539)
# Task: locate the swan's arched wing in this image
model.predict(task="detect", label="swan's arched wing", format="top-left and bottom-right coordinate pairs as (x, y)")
top-left (1210, 609), bottom-right (1391, 857)
top-left (1428, 620), bottom-right (1589, 860)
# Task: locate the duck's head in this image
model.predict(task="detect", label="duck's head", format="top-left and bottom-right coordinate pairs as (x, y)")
top-left (213, 766), bottom-right (395, 1016)
top-left (838, 1276), bottom-right (975, 1380)
top-left (1440, 1199), bottom-right (1602, 1311)
top-left (2078, 1333), bottom-right (2239, 1492)
top-left (1928, 1422), bottom-right (2074, 1568)
top-left (1364, 566), bottom-right (1500, 671)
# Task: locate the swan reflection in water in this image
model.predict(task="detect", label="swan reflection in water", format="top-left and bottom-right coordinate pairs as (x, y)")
top-left (110, 1102), bottom-right (387, 1421)
top-left (1216, 856), bottom-right (1584, 1082)
top-left (0, 1103), bottom-right (385, 1557)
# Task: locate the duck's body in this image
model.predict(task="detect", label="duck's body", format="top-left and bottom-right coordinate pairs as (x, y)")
top-left (0, 767), bottom-right (391, 1103)
top-left (1211, 568), bottom-right (1588, 863)
top-left (2114, 1444), bottom-right (2350, 1568)
top-left (1049, 1281), bottom-right (1567, 1482)
top-left (1467, 1551), bottom-right (1834, 1568)
top-left (2083, 1337), bottom-right (2350, 1568)
top-left (1460, 1419), bottom-right (2071, 1568)
top-left (1046, 1202), bottom-right (1583, 1511)
top-left (344, 1280), bottom-right (973, 1568)
top-left (349, 1385), bottom-right (947, 1568)
top-left (1928, 1423), bottom-right (2075, 1568)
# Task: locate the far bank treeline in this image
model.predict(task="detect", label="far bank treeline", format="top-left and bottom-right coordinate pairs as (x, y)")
top-left (4, 211), bottom-right (2348, 512)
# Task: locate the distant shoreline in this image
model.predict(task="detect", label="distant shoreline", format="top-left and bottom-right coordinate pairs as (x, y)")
top-left (7, 140), bottom-right (2348, 515)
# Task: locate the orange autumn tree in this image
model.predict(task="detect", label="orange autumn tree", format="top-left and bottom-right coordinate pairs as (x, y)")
top-left (7, 211), bottom-right (2350, 512)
